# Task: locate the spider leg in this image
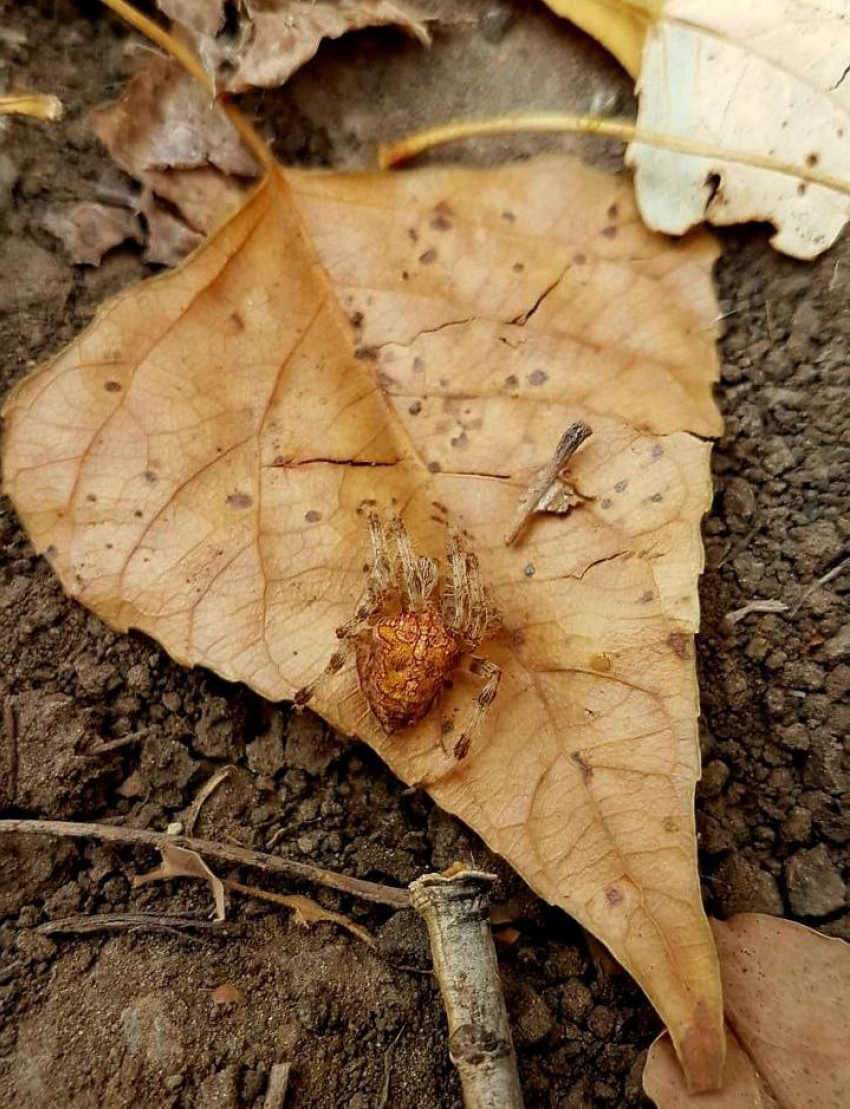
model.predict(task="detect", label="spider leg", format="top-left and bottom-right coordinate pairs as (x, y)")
top-left (445, 530), bottom-right (470, 633)
top-left (293, 640), bottom-right (352, 708)
top-left (335, 512), bottom-right (393, 639)
top-left (451, 655), bottom-right (502, 759)
top-left (388, 515), bottom-right (437, 611)
top-left (445, 532), bottom-right (500, 648)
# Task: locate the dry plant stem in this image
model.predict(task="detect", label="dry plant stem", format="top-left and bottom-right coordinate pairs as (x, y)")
top-left (186, 764), bottom-right (233, 835)
top-left (98, 0), bottom-right (274, 173)
top-left (410, 870), bottom-right (524, 1109)
top-left (0, 819), bottom-right (409, 909)
top-left (379, 114), bottom-right (850, 198)
top-left (263, 1063), bottom-right (291, 1109)
top-left (37, 912), bottom-right (218, 936)
top-left (0, 94), bottom-right (64, 121)
top-left (505, 420), bottom-right (591, 545)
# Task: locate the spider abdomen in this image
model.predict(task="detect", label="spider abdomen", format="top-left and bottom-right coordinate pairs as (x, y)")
top-left (355, 608), bottom-right (462, 732)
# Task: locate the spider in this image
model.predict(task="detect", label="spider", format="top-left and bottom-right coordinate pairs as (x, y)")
top-left (295, 512), bottom-right (502, 762)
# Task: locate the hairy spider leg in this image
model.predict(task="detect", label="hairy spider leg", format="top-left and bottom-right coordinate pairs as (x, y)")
top-left (294, 512), bottom-right (393, 707)
top-left (444, 531), bottom-right (471, 634)
top-left (451, 655), bottom-right (502, 759)
top-left (387, 515), bottom-right (438, 610)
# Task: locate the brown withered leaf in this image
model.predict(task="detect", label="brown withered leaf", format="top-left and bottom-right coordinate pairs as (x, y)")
top-left (43, 202), bottom-right (141, 266)
top-left (158, 0), bottom-right (432, 94)
top-left (133, 842), bottom-right (227, 920)
top-left (644, 914), bottom-right (850, 1107)
top-left (2, 159), bottom-right (724, 1089)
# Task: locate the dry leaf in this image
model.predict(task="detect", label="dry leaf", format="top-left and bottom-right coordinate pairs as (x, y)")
top-left (546, 0), bottom-right (850, 259)
top-left (230, 883), bottom-right (377, 948)
top-left (133, 842), bottom-right (227, 920)
top-left (3, 159), bottom-right (724, 1088)
top-left (43, 202), bottom-right (141, 266)
top-left (644, 914), bottom-right (850, 1107)
top-left (89, 55), bottom-right (253, 237)
top-left (158, 0), bottom-right (431, 95)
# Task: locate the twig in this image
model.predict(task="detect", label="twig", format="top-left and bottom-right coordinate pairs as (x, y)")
top-left (410, 870), bottom-right (525, 1109)
top-left (224, 879), bottom-right (377, 948)
top-left (0, 819), bottom-right (410, 909)
top-left (88, 732), bottom-right (146, 754)
top-left (186, 765), bottom-right (234, 835)
top-left (378, 1026), bottom-right (405, 1109)
top-left (37, 912), bottom-right (219, 936)
top-left (262, 1063), bottom-right (291, 1109)
top-left (378, 113), bottom-right (850, 199)
top-left (790, 554), bottom-right (850, 615)
top-left (724, 598), bottom-right (789, 625)
top-left (505, 421), bottom-right (592, 545)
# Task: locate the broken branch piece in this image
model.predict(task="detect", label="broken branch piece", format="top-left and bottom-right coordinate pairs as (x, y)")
top-left (410, 869), bottom-right (525, 1109)
top-left (505, 420), bottom-right (592, 545)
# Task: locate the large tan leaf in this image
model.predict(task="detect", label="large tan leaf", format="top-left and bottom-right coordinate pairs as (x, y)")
top-left (2, 158), bottom-right (724, 1088)
top-left (644, 914), bottom-right (850, 1107)
top-left (545, 0), bottom-right (850, 259)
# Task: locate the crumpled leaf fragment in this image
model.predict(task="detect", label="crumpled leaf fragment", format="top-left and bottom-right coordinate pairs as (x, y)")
top-left (133, 842), bottom-right (226, 920)
top-left (158, 0), bottom-right (432, 94)
top-left (546, 0), bottom-right (850, 259)
top-left (3, 158), bottom-right (724, 1089)
top-left (89, 54), bottom-right (254, 236)
top-left (644, 914), bottom-right (850, 1108)
top-left (43, 201), bottom-right (141, 266)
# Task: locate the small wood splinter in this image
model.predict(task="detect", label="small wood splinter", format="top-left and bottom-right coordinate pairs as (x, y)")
top-left (505, 420), bottom-right (592, 545)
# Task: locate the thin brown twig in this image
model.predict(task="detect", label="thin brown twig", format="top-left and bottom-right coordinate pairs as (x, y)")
top-left (0, 819), bottom-right (410, 908)
top-left (36, 912), bottom-right (220, 937)
top-left (186, 765), bottom-right (234, 835)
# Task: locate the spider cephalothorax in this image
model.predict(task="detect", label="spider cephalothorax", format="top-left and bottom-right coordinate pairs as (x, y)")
top-left (295, 513), bottom-right (501, 761)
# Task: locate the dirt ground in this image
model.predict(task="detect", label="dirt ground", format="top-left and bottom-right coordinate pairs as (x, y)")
top-left (1, 2), bottom-right (848, 1107)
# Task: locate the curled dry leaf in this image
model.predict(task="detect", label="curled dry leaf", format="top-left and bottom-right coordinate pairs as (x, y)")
top-left (43, 202), bottom-right (141, 266)
top-left (158, 0), bottom-right (432, 95)
top-left (3, 159), bottom-right (724, 1088)
top-left (644, 914), bottom-right (850, 1108)
top-left (227, 880), bottom-right (377, 948)
top-left (546, 0), bottom-right (850, 259)
top-left (89, 54), bottom-right (254, 237)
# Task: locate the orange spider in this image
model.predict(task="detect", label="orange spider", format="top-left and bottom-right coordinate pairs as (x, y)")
top-left (295, 513), bottom-right (502, 761)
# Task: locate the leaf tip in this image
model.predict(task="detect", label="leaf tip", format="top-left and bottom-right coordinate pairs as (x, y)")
top-left (677, 1000), bottom-right (726, 1093)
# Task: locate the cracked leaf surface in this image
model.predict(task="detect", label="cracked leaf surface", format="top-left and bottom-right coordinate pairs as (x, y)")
top-left (3, 158), bottom-right (723, 1089)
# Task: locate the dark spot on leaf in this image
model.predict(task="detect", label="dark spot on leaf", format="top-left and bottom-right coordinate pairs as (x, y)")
top-left (401, 270), bottom-right (409, 281)
top-left (504, 374), bottom-right (519, 388)
top-left (45, 545), bottom-right (58, 560)
top-left (419, 248), bottom-right (438, 265)
top-left (228, 310), bottom-right (244, 331)
top-left (134, 509), bottom-right (143, 518)
top-left (512, 262), bottom-right (524, 273)
top-left (144, 470), bottom-right (157, 483)
top-left (614, 479), bottom-right (628, 493)
top-left (797, 183), bottom-right (807, 196)
top-left (227, 491), bottom-right (253, 509)
top-left (354, 346), bottom-right (378, 361)
top-left (408, 228), bottom-right (419, 242)
top-left (377, 371), bottom-right (397, 389)
top-left (650, 492), bottom-right (663, 503)
top-left (305, 510), bottom-right (321, 523)
top-left (450, 431), bottom-right (468, 449)
top-left (86, 493), bottom-right (97, 502)
top-left (439, 377), bottom-right (449, 388)
top-left (806, 152), bottom-right (819, 167)
top-left (663, 816), bottom-right (677, 833)
top-left (430, 202), bottom-right (453, 231)
top-left (105, 542), bottom-right (113, 550)
top-left (640, 590), bottom-right (654, 603)
top-left (412, 357), bottom-right (424, 372)
top-left (601, 497), bottom-right (612, 509)
top-left (527, 369), bottom-right (548, 386)
top-left (573, 252), bottom-right (586, 264)
top-left (350, 311), bottom-right (364, 328)
top-left (408, 400), bottom-right (422, 415)
top-left (652, 444), bottom-right (664, 459)
top-left (607, 203), bottom-right (619, 220)
top-left (601, 225), bottom-right (617, 239)
top-left (441, 719), bottom-right (454, 734)
top-left (570, 750), bottom-right (593, 782)
top-left (427, 461), bottom-right (441, 473)
top-left (104, 380), bottom-right (122, 392)
top-left (667, 632), bottom-right (690, 659)
top-left (605, 885), bottom-right (624, 906)
top-left (502, 210), bottom-right (515, 222)
top-left (524, 564), bottom-right (535, 578)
